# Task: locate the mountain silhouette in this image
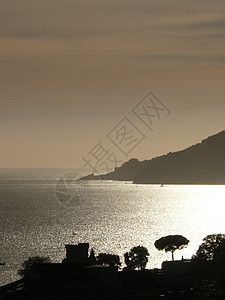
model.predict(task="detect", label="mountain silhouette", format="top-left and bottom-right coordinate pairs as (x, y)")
top-left (80, 130), bottom-right (225, 184)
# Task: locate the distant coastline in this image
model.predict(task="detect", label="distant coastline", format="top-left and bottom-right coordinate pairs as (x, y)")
top-left (80, 130), bottom-right (225, 185)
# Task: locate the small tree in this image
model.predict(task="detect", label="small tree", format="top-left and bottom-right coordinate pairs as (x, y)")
top-left (155, 235), bottom-right (189, 261)
top-left (96, 253), bottom-right (121, 267)
top-left (124, 246), bottom-right (149, 270)
top-left (18, 256), bottom-right (51, 278)
top-left (89, 248), bottom-right (97, 265)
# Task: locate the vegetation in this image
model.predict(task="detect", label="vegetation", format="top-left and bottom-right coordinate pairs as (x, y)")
top-left (192, 234), bottom-right (225, 263)
top-left (18, 233), bottom-right (225, 278)
top-left (191, 234), bottom-right (225, 278)
top-left (124, 246), bottom-right (149, 270)
top-left (155, 235), bottom-right (189, 261)
top-left (88, 248), bottom-right (97, 265)
top-left (18, 256), bottom-right (51, 278)
top-left (96, 253), bottom-right (121, 267)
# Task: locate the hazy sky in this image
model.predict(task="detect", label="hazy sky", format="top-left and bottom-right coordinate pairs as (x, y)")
top-left (1, 0), bottom-right (225, 169)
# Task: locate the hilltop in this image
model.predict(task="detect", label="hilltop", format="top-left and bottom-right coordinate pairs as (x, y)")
top-left (80, 130), bottom-right (225, 184)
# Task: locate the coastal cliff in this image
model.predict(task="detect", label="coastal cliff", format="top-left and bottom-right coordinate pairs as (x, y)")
top-left (80, 130), bottom-right (225, 184)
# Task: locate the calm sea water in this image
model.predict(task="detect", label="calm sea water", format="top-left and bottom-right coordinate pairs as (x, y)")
top-left (0, 168), bottom-right (225, 286)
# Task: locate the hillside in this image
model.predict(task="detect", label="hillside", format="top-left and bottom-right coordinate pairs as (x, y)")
top-left (80, 130), bottom-right (225, 184)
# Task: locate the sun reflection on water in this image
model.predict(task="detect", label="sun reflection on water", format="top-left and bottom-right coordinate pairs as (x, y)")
top-left (1, 181), bottom-right (225, 285)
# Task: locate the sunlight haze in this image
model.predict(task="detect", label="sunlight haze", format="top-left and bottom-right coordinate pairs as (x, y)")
top-left (1, 0), bottom-right (225, 168)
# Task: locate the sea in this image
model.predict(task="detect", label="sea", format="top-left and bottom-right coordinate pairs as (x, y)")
top-left (0, 168), bottom-right (225, 286)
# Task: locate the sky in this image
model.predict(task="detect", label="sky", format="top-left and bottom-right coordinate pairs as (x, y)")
top-left (1, 0), bottom-right (225, 169)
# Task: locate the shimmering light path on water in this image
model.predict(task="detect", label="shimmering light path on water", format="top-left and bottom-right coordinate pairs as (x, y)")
top-left (0, 175), bottom-right (225, 285)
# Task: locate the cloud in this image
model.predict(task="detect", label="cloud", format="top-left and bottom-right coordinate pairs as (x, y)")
top-left (0, 0), bottom-right (225, 41)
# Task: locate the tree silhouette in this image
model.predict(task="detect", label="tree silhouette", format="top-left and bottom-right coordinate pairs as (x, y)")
top-left (192, 234), bottom-right (225, 264)
top-left (18, 256), bottom-right (51, 278)
top-left (88, 248), bottom-right (97, 265)
top-left (191, 234), bottom-right (225, 278)
top-left (155, 235), bottom-right (189, 261)
top-left (124, 246), bottom-right (149, 270)
top-left (96, 253), bottom-right (121, 267)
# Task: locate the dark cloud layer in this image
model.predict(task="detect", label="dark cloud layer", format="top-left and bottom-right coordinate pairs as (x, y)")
top-left (1, 0), bottom-right (225, 39)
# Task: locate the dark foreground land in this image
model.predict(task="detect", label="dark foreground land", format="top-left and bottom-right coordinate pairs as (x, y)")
top-left (1, 243), bottom-right (225, 300)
